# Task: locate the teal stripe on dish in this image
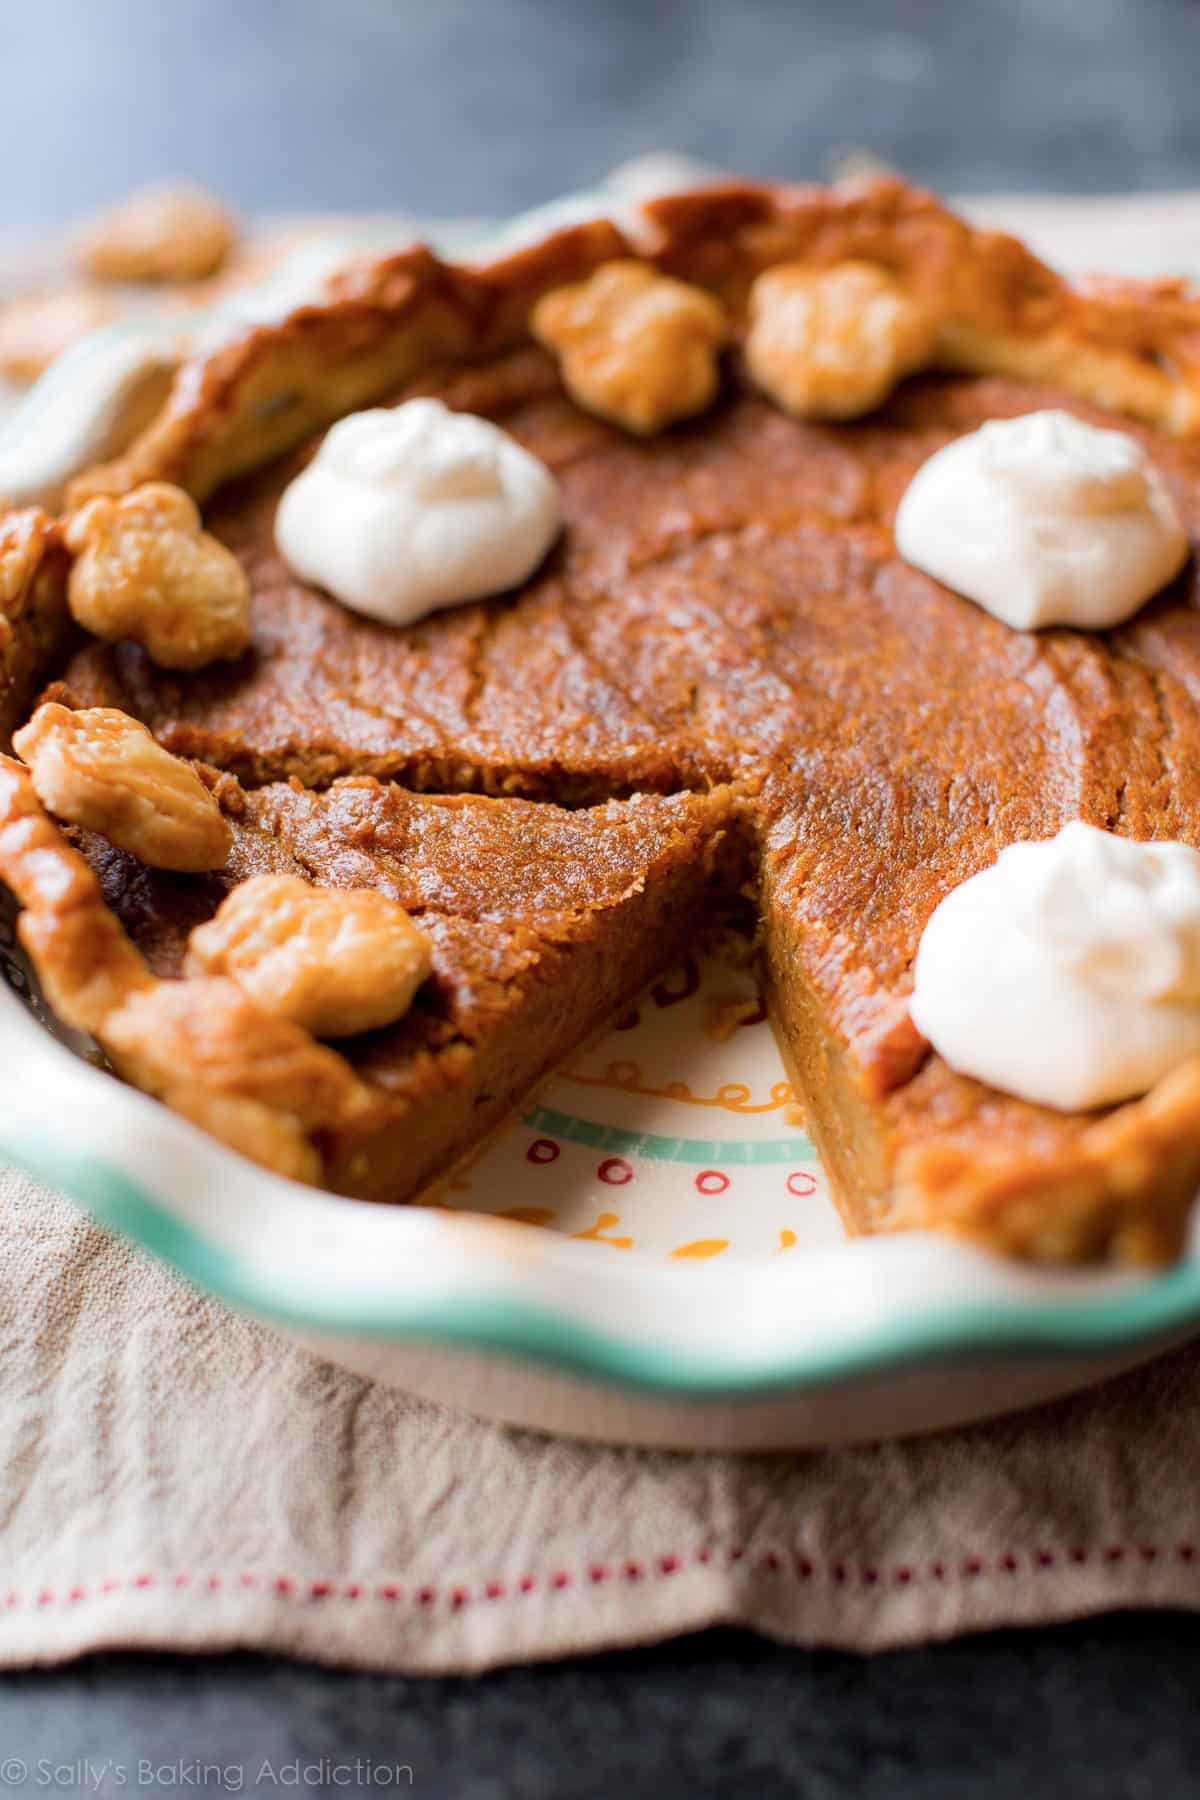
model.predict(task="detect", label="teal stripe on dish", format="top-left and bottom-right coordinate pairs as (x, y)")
top-left (4, 1124), bottom-right (1200, 1398)
top-left (521, 1105), bottom-right (817, 1165)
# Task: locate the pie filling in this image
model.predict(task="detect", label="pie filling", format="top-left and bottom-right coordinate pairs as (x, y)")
top-left (7, 180), bottom-right (1200, 1263)
top-left (68, 777), bottom-right (741, 1204)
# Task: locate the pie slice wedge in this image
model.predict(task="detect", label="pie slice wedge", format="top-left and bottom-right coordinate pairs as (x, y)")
top-left (0, 761), bottom-right (738, 1197)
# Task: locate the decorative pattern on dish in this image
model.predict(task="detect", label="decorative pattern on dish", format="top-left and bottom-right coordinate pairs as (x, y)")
top-left (438, 952), bottom-right (828, 1263)
top-left (559, 1071), bottom-right (797, 1116)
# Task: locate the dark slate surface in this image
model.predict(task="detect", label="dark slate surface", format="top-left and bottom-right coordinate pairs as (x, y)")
top-left (6, 1616), bottom-right (1200, 1798)
top-left (4, 1), bottom-right (1200, 1794)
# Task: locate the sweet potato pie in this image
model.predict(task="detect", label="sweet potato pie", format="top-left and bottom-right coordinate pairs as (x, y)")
top-left (5, 176), bottom-right (1200, 1263)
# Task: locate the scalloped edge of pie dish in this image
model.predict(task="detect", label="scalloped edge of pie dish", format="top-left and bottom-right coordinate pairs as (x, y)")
top-left (6, 977), bottom-right (1200, 1427)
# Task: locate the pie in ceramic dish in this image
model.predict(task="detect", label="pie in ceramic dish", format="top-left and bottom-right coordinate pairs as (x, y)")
top-left (6, 174), bottom-right (1200, 1265)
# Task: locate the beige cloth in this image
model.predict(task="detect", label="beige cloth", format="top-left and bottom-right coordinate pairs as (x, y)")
top-left (2, 1163), bottom-right (1199, 1675)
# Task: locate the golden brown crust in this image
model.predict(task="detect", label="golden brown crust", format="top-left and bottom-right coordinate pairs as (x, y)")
top-left (744, 260), bottom-right (935, 419)
top-left (184, 871), bottom-right (433, 1036)
top-left (161, 1086), bottom-right (321, 1184)
top-left (0, 754), bottom-right (154, 1033)
top-left (0, 754), bottom-right (364, 1178)
top-left (67, 177), bottom-right (1200, 515)
top-left (102, 977), bottom-right (367, 1136)
top-left (891, 1058), bottom-right (1200, 1266)
top-left (68, 219), bottom-right (630, 507)
top-left (0, 508), bottom-right (72, 748)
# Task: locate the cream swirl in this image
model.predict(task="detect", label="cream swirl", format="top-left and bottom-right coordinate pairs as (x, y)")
top-left (910, 821), bottom-right (1200, 1110)
top-left (894, 409), bottom-right (1189, 631)
top-left (274, 400), bottom-right (561, 627)
top-left (0, 328), bottom-right (179, 509)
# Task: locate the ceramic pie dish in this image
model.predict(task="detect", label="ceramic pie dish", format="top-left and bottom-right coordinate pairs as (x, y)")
top-left (3, 903), bottom-right (1200, 1450)
top-left (4, 175), bottom-right (1200, 1447)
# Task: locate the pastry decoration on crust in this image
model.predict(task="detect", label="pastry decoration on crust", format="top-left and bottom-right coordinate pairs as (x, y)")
top-left (0, 753), bottom-right (365, 1183)
top-left (74, 183), bottom-right (238, 285)
top-left (531, 259), bottom-right (728, 433)
top-left (63, 483), bottom-right (252, 670)
top-left (186, 873), bottom-right (432, 1038)
top-left (744, 259), bottom-right (935, 419)
top-left (13, 702), bottom-right (232, 872)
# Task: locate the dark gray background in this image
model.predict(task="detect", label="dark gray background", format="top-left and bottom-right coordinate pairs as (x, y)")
top-left (5, 1), bottom-right (1200, 1795)
top-left (4, 0), bottom-right (1200, 230)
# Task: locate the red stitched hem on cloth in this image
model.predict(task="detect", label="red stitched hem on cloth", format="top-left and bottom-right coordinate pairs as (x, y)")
top-left (4, 1542), bottom-right (1198, 1616)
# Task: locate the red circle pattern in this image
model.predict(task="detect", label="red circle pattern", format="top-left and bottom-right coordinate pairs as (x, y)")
top-left (695, 1169), bottom-right (730, 1195)
top-left (598, 1157), bottom-right (633, 1186)
top-left (526, 1138), bottom-right (561, 1165)
top-left (786, 1170), bottom-right (818, 1197)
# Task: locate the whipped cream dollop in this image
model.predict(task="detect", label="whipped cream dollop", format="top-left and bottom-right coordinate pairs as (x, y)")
top-left (274, 399), bottom-right (561, 626)
top-left (910, 821), bottom-right (1200, 1110)
top-left (894, 409), bottom-right (1189, 631)
top-left (0, 327), bottom-right (180, 509)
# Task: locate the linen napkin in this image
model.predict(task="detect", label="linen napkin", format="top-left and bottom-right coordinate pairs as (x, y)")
top-left (2, 1161), bottom-right (1198, 1675)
